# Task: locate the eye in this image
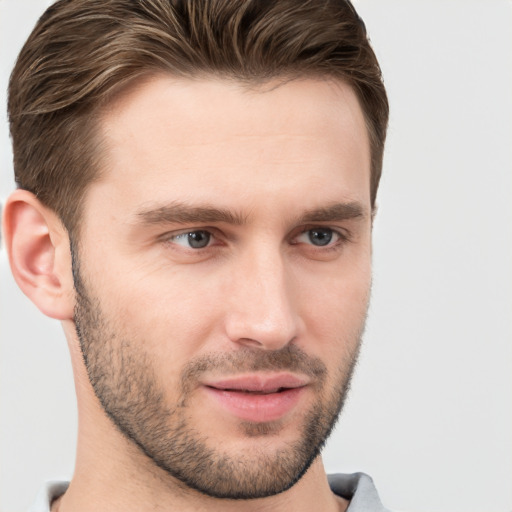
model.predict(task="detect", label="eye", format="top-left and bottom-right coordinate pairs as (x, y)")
top-left (295, 228), bottom-right (342, 247)
top-left (169, 230), bottom-right (212, 249)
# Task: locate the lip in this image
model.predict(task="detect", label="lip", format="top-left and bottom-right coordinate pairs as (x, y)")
top-left (202, 373), bottom-right (309, 423)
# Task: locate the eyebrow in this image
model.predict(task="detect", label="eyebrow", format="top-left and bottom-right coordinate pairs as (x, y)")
top-left (297, 202), bottom-right (367, 224)
top-left (134, 200), bottom-right (367, 227)
top-left (135, 202), bottom-right (246, 226)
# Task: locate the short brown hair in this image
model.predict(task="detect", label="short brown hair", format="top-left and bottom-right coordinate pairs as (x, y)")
top-left (8, 0), bottom-right (388, 235)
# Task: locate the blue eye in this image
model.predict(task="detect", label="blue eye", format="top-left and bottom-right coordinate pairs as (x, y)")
top-left (171, 230), bottom-right (211, 249)
top-left (296, 228), bottom-right (340, 247)
top-left (308, 228), bottom-right (333, 246)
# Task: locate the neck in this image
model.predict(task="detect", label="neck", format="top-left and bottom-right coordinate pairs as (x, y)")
top-left (56, 450), bottom-right (347, 512)
top-left (60, 397), bottom-right (346, 511)
top-left (58, 424), bottom-right (348, 512)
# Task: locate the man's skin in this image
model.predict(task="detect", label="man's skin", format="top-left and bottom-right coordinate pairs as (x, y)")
top-left (4, 76), bottom-right (372, 512)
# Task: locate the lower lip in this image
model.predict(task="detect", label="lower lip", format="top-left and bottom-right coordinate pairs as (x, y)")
top-left (203, 386), bottom-right (305, 423)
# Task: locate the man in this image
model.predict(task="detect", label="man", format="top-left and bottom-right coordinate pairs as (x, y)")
top-left (3, 0), bottom-right (389, 510)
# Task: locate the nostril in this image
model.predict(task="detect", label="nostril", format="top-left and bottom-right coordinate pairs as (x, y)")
top-left (238, 337), bottom-right (263, 346)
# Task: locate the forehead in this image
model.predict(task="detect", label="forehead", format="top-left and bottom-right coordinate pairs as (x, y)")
top-left (90, 75), bottom-right (371, 218)
top-left (102, 74), bottom-right (368, 150)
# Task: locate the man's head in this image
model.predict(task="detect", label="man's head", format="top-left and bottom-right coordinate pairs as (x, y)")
top-left (4, 0), bottom-right (388, 503)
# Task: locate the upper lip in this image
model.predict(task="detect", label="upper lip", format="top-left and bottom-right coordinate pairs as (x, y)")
top-left (202, 373), bottom-right (310, 393)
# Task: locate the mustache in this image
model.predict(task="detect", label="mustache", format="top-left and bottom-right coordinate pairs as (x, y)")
top-left (180, 345), bottom-right (327, 386)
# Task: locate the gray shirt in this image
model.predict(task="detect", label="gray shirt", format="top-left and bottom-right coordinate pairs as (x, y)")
top-left (29, 473), bottom-right (389, 511)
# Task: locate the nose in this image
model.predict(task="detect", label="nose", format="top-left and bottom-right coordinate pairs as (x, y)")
top-left (224, 246), bottom-right (302, 351)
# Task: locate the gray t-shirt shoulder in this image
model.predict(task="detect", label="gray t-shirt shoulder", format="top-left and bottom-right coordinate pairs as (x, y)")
top-left (329, 473), bottom-right (391, 512)
top-left (28, 481), bottom-right (68, 512)
top-left (29, 473), bottom-right (389, 511)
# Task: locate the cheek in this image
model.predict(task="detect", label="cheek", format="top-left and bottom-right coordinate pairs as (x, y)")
top-left (296, 257), bottom-right (371, 357)
top-left (94, 265), bottom-right (223, 372)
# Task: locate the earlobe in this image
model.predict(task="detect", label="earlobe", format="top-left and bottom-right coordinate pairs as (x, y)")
top-left (2, 189), bottom-right (75, 320)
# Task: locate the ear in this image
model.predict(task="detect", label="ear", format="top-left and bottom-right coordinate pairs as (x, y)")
top-left (371, 204), bottom-right (378, 228)
top-left (2, 189), bottom-right (75, 320)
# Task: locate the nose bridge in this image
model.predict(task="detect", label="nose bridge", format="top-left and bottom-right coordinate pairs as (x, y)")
top-left (225, 241), bottom-right (299, 350)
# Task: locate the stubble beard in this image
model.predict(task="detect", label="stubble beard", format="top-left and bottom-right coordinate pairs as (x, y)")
top-left (71, 248), bottom-right (366, 499)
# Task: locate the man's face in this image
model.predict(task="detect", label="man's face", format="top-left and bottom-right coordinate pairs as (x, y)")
top-left (72, 76), bottom-right (372, 498)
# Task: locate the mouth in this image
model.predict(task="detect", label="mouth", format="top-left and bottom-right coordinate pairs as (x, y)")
top-left (207, 387), bottom-right (291, 395)
top-left (204, 373), bottom-right (309, 392)
top-left (201, 374), bottom-right (309, 423)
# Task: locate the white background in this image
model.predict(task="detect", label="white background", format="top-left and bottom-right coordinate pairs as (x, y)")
top-left (1, 1), bottom-right (511, 511)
